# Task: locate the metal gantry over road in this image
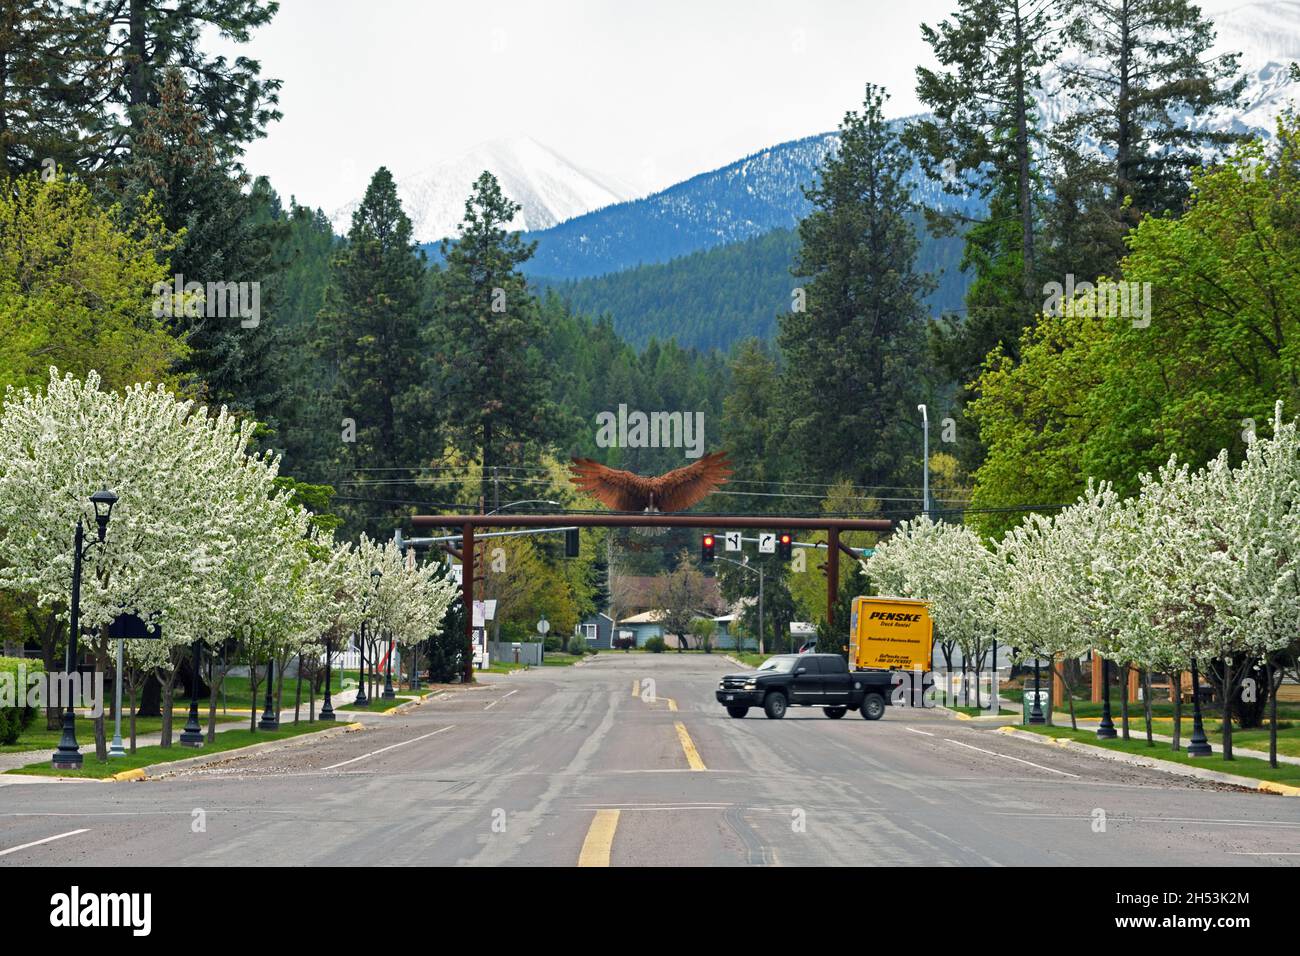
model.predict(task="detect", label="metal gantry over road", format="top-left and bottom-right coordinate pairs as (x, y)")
top-left (409, 512), bottom-right (893, 682)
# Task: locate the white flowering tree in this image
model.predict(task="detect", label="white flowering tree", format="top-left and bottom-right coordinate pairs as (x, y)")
top-left (0, 370), bottom-right (267, 756)
top-left (1203, 406), bottom-right (1300, 764)
top-left (865, 516), bottom-right (999, 706)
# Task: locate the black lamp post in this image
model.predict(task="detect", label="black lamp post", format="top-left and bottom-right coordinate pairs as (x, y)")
top-left (1096, 654), bottom-right (1117, 739)
top-left (320, 633), bottom-right (336, 721)
top-left (382, 627), bottom-right (396, 699)
top-left (52, 488), bottom-right (117, 770)
top-left (354, 622), bottom-right (369, 707)
top-left (1187, 658), bottom-right (1212, 757)
top-left (258, 655), bottom-right (278, 730)
top-left (1028, 656), bottom-right (1045, 724)
top-left (179, 639), bottom-right (205, 746)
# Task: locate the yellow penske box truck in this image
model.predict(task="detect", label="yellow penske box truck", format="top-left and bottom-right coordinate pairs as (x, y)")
top-left (848, 596), bottom-right (933, 672)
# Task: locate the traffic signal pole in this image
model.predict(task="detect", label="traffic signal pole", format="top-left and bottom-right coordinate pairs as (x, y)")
top-left (410, 513), bottom-right (892, 682)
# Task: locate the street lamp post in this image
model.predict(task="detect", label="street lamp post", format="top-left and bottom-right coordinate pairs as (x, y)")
top-left (108, 635), bottom-right (127, 758)
top-left (180, 639), bottom-right (205, 745)
top-left (1028, 656), bottom-right (1046, 725)
top-left (52, 488), bottom-right (117, 771)
top-left (1187, 658), bottom-right (1212, 757)
top-left (353, 623), bottom-right (369, 708)
top-left (258, 655), bottom-right (278, 730)
top-left (382, 628), bottom-right (396, 699)
top-left (1096, 654), bottom-right (1117, 739)
top-left (320, 633), bottom-right (336, 721)
top-left (917, 404), bottom-right (930, 518)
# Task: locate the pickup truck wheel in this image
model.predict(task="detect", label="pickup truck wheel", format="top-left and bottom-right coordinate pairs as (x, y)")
top-left (726, 705), bottom-right (749, 718)
top-left (822, 706), bottom-right (847, 719)
top-left (763, 692), bottom-right (787, 719)
top-left (860, 693), bottom-right (885, 721)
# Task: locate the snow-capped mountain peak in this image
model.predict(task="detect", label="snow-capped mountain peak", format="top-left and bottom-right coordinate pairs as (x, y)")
top-left (331, 136), bottom-right (634, 243)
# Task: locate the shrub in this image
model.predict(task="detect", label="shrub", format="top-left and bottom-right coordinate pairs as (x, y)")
top-left (613, 636), bottom-right (635, 651)
top-left (543, 635), bottom-right (564, 653)
top-left (644, 636), bottom-right (666, 654)
top-left (0, 656), bottom-right (42, 745)
top-left (567, 635), bottom-right (588, 656)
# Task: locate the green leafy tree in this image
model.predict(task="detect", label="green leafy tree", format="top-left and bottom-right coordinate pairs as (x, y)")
top-left (1056, 0), bottom-right (1246, 228)
top-left (0, 0), bottom-right (109, 177)
top-left (0, 169), bottom-right (183, 393)
top-left (121, 67), bottom-right (282, 419)
top-left (427, 171), bottom-right (562, 507)
top-left (89, 0), bottom-right (281, 168)
top-left (316, 166), bottom-right (431, 539)
top-left (906, 0), bottom-right (1057, 380)
top-left (778, 85), bottom-right (934, 490)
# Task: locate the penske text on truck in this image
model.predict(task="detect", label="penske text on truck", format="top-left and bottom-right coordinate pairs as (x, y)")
top-left (849, 596), bottom-right (933, 671)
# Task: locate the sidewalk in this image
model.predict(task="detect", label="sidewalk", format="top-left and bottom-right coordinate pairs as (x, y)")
top-left (0, 684), bottom-right (382, 774)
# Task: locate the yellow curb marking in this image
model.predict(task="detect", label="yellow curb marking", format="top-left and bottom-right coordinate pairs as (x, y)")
top-left (109, 768), bottom-right (146, 783)
top-left (578, 809), bottom-right (620, 867)
top-left (1259, 781), bottom-right (1300, 797)
top-left (674, 721), bottom-right (706, 771)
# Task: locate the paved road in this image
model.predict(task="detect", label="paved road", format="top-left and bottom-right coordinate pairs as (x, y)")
top-left (2, 654), bottom-right (1297, 866)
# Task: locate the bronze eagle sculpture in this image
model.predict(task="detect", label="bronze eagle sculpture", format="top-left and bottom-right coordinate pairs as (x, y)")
top-left (569, 452), bottom-right (733, 513)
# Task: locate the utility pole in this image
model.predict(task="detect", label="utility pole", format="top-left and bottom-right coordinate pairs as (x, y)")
top-left (918, 404), bottom-right (930, 518)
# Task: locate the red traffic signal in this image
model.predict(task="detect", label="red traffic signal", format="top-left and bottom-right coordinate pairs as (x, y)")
top-left (701, 534), bottom-right (716, 563)
top-left (778, 532), bottom-right (793, 560)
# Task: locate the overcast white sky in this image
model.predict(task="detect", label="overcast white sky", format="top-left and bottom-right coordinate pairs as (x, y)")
top-left (218, 0), bottom-right (1246, 213)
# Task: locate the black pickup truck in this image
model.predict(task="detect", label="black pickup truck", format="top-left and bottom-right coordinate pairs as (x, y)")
top-left (715, 654), bottom-right (894, 720)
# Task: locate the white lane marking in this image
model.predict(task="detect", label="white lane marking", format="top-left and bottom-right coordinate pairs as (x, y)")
top-left (1233, 851), bottom-right (1300, 855)
top-left (321, 725), bottom-right (454, 770)
top-left (944, 738), bottom-right (1080, 778)
top-left (905, 727), bottom-right (935, 737)
top-left (0, 828), bottom-right (89, 858)
top-left (484, 689), bottom-right (518, 711)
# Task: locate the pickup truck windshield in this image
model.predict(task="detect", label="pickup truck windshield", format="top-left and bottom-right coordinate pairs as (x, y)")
top-left (757, 657), bottom-right (797, 673)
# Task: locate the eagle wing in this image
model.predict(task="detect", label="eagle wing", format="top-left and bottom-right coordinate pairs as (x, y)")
top-left (568, 458), bottom-right (654, 511)
top-left (648, 451), bottom-right (733, 513)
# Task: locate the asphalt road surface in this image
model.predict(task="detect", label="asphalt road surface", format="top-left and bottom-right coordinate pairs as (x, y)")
top-left (2, 654), bottom-right (1297, 866)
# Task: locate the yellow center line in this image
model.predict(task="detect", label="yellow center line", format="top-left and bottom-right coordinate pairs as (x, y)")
top-left (674, 721), bottom-right (706, 771)
top-left (666, 697), bottom-right (677, 712)
top-left (632, 679), bottom-right (639, 698)
top-left (577, 809), bottom-right (620, 867)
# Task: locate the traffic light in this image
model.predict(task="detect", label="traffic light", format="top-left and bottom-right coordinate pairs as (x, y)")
top-left (701, 533), bottom-right (716, 563)
top-left (778, 532), bottom-right (793, 560)
top-left (564, 528), bottom-right (580, 558)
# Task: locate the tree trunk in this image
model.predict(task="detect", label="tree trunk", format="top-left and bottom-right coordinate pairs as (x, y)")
top-left (1142, 668), bottom-right (1153, 745)
top-left (1267, 656), bottom-right (1278, 769)
top-left (159, 670), bottom-right (178, 747)
top-left (1222, 657), bottom-right (1234, 760)
top-left (1119, 663), bottom-right (1130, 739)
top-left (93, 639), bottom-right (108, 760)
top-left (1171, 669), bottom-right (1183, 751)
top-left (249, 664), bottom-right (260, 733)
top-left (129, 681), bottom-right (138, 753)
top-left (294, 654), bottom-right (303, 724)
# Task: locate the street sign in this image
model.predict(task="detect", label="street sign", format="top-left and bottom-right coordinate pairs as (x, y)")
top-left (108, 612), bottom-right (161, 640)
top-left (758, 532), bottom-right (776, 554)
top-left (724, 531), bottom-right (742, 552)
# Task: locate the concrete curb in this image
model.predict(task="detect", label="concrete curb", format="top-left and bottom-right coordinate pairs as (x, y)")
top-left (995, 726), bottom-right (1300, 796)
top-left (118, 721), bottom-right (367, 781)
